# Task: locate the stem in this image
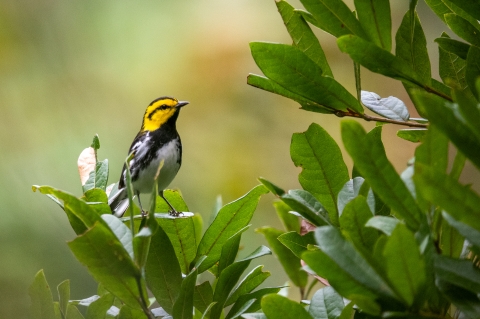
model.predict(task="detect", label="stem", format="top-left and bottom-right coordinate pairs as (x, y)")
top-left (299, 286), bottom-right (305, 301)
top-left (304, 279), bottom-right (318, 300)
top-left (137, 278), bottom-right (155, 319)
top-left (354, 62), bottom-right (362, 101)
top-left (125, 153), bottom-right (136, 235)
top-left (424, 85), bottom-right (453, 102)
top-left (335, 110), bottom-right (428, 128)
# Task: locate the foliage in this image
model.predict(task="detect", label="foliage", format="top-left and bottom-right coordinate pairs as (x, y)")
top-left (30, 0), bottom-right (480, 318)
top-left (31, 135), bottom-right (279, 319)
top-left (246, 0), bottom-right (480, 318)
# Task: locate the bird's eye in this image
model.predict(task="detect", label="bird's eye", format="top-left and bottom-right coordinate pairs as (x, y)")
top-left (160, 104), bottom-right (168, 110)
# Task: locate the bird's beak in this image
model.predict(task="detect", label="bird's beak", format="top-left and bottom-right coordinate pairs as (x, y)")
top-left (176, 101), bottom-right (189, 108)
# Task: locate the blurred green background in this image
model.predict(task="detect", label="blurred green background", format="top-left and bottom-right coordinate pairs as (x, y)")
top-left (1, 1), bottom-right (478, 318)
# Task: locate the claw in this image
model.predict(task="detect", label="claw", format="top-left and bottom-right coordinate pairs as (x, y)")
top-left (168, 209), bottom-right (183, 217)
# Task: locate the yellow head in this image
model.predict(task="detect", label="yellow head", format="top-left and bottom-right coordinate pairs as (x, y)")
top-left (141, 97), bottom-right (188, 131)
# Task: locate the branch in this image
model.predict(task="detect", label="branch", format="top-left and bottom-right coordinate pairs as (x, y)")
top-left (335, 110), bottom-right (428, 128)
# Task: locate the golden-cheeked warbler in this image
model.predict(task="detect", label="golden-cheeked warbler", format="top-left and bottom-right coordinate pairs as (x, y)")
top-left (108, 96), bottom-right (188, 217)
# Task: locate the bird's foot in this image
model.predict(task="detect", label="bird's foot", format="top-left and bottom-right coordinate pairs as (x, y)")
top-left (168, 209), bottom-right (183, 217)
top-left (141, 210), bottom-right (147, 217)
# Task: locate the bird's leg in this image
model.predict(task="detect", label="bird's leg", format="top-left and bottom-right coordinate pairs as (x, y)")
top-left (136, 191), bottom-right (147, 217)
top-left (160, 190), bottom-right (181, 217)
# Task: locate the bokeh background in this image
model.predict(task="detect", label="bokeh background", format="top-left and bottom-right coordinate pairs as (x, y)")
top-left (1, 1), bottom-right (479, 317)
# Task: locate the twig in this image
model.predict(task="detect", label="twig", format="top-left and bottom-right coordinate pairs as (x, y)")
top-left (335, 110), bottom-right (428, 128)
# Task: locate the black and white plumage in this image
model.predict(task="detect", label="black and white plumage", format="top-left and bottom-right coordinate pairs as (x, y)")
top-left (108, 97), bottom-right (187, 217)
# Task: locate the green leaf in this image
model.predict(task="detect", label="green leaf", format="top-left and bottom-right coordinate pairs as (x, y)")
top-left (258, 177), bottom-right (285, 197)
top-left (261, 294), bottom-right (312, 319)
top-left (145, 224), bottom-right (182, 315)
top-left (250, 42), bottom-right (363, 113)
top-left (132, 227), bottom-right (152, 271)
top-left (102, 214), bottom-right (134, 260)
top-left (414, 125), bottom-right (449, 195)
top-left (396, 129), bottom-right (427, 143)
top-left (341, 121), bottom-right (423, 229)
top-left (424, 0), bottom-right (452, 23)
top-left (299, 0), bottom-right (367, 40)
top-left (308, 286), bottom-right (344, 319)
top-left (435, 37), bottom-right (470, 60)
top-left (291, 123), bottom-right (349, 224)
top-left (447, 0), bottom-right (480, 21)
top-left (338, 301), bottom-right (355, 319)
top-left (276, 0), bottom-right (332, 76)
top-left (313, 226), bottom-right (399, 301)
top-left (445, 14), bottom-right (480, 47)
top-left (453, 88), bottom-right (480, 140)
top-left (85, 292), bottom-right (114, 319)
top-left (443, 212), bottom-right (480, 254)
top-left (193, 281), bottom-right (213, 315)
top-left (155, 189), bottom-right (189, 212)
top-left (415, 163), bottom-right (480, 234)
top-left (237, 245), bottom-right (272, 262)
top-left (91, 134), bottom-right (100, 150)
top-left (200, 302), bottom-right (216, 319)
top-left (68, 222), bottom-right (144, 310)
top-left (32, 185), bottom-right (106, 234)
top-left (193, 213), bottom-right (203, 246)
top-left (303, 248), bottom-right (377, 300)
top-left (337, 177), bottom-right (375, 216)
top-left (66, 304), bottom-right (85, 319)
top-left (438, 34), bottom-right (470, 97)
top-left (217, 225), bottom-right (250, 276)
top-left (225, 265), bottom-right (270, 306)
top-left (29, 270), bottom-right (56, 319)
top-left (246, 74), bottom-right (334, 114)
top-left (440, 216), bottom-right (464, 259)
top-left (157, 215), bottom-right (196, 274)
top-left (277, 231), bottom-right (315, 259)
top-left (84, 188), bottom-right (108, 204)
top-left (444, 0), bottom-right (480, 29)
top-left (83, 160), bottom-right (109, 193)
top-left (435, 256), bottom-right (480, 294)
top-left (337, 35), bottom-right (426, 88)
top-left (383, 224), bottom-right (426, 306)
top-left (57, 280), bottom-right (70, 318)
top-left (280, 189), bottom-right (331, 226)
top-left (436, 279), bottom-right (480, 318)
top-left (257, 227), bottom-right (308, 288)
top-left (395, 10), bottom-right (431, 86)
top-left (411, 91), bottom-right (480, 169)
top-left (273, 201), bottom-right (300, 233)
top-left (172, 269), bottom-right (198, 319)
top-left (466, 46), bottom-right (480, 101)
top-left (227, 287), bottom-right (282, 319)
top-left (365, 216), bottom-right (400, 236)
top-left (340, 196), bottom-right (378, 251)
top-left (450, 150), bottom-right (466, 181)
top-left (354, 0), bottom-right (391, 51)
top-left (196, 185), bottom-right (268, 273)
top-left (226, 300), bottom-right (256, 319)
top-left (210, 256), bottom-right (258, 319)
top-left (117, 306), bottom-right (145, 319)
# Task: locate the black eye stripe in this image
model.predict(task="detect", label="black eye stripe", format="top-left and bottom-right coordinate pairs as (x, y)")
top-left (148, 104), bottom-right (170, 120)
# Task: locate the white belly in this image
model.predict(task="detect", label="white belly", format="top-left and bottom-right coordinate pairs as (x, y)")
top-left (132, 140), bottom-right (181, 194)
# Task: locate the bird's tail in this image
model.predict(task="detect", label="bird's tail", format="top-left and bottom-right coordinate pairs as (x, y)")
top-left (108, 187), bottom-right (129, 217)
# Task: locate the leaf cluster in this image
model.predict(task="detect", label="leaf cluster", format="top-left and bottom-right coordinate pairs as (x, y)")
top-left (247, 0), bottom-right (480, 318)
top-left (30, 136), bottom-right (276, 319)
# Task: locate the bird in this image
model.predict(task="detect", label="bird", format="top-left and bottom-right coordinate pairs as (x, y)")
top-left (108, 96), bottom-right (188, 217)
